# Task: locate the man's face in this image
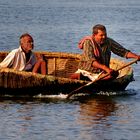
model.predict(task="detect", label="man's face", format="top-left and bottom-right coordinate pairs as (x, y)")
top-left (20, 36), bottom-right (34, 53)
top-left (93, 29), bottom-right (107, 45)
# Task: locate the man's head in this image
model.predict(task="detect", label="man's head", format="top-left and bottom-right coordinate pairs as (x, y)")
top-left (92, 24), bottom-right (107, 45)
top-left (20, 33), bottom-right (34, 53)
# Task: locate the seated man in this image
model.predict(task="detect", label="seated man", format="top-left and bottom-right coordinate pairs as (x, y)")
top-left (71, 24), bottom-right (140, 81)
top-left (0, 33), bottom-right (46, 75)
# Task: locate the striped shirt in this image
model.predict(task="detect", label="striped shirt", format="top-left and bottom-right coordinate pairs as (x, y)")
top-left (78, 37), bottom-right (130, 73)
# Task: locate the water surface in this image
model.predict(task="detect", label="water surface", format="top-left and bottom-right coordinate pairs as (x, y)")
top-left (0, 0), bottom-right (140, 139)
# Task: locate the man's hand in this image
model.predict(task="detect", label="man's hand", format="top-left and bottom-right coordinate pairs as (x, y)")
top-left (126, 52), bottom-right (140, 61)
top-left (136, 55), bottom-right (140, 61)
top-left (105, 68), bottom-right (119, 79)
top-left (110, 70), bottom-right (119, 78)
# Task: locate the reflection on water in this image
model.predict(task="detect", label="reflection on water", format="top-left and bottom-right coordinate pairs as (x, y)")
top-left (0, 94), bottom-right (140, 139)
top-left (1, 0), bottom-right (140, 139)
top-left (78, 97), bottom-right (117, 127)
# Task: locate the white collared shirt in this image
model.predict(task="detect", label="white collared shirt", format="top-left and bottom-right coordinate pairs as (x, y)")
top-left (0, 46), bottom-right (37, 71)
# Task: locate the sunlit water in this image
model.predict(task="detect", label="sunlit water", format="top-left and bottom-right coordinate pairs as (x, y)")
top-left (0, 0), bottom-right (140, 139)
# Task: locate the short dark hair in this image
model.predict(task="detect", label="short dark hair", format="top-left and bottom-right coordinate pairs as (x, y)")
top-left (20, 33), bottom-right (33, 39)
top-left (92, 24), bottom-right (106, 34)
top-left (19, 33), bottom-right (33, 44)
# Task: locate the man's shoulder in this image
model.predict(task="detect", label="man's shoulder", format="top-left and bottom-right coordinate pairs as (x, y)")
top-left (106, 37), bottom-right (117, 45)
top-left (107, 37), bottom-right (118, 42)
top-left (78, 35), bottom-right (93, 49)
top-left (83, 39), bottom-right (94, 48)
top-left (84, 39), bottom-right (92, 43)
top-left (7, 47), bottom-right (23, 56)
top-left (11, 47), bottom-right (20, 52)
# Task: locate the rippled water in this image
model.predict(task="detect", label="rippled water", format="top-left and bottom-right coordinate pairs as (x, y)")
top-left (0, 0), bottom-right (140, 139)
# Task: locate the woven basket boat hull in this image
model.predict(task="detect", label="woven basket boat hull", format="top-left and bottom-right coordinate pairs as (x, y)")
top-left (0, 51), bottom-right (134, 97)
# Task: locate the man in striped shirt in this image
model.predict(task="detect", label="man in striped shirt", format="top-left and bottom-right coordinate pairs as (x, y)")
top-left (75, 24), bottom-right (140, 81)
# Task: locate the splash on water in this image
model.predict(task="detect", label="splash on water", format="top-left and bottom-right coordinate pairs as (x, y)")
top-left (33, 93), bottom-right (68, 99)
top-left (96, 89), bottom-right (137, 96)
top-left (33, 89), bottom-right (137, 99)
top-left (0, 89), bottom-right (136, 99)
top-left (33, 92), bottom-right (88, 99)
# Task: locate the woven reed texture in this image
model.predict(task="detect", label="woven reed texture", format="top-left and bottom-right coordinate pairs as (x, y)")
top-left (110, 58), bottom-right (133, 77)
top-left (0, 51), bottom-right (80, 78)
top-left (0, 52), bottom-right (8, 62)
top-left (0, 51), bottom-right (133, 90)
top-left (35, 51), bottom-right (81, 78)
top-left (0, 51), bottom-right (133, 78)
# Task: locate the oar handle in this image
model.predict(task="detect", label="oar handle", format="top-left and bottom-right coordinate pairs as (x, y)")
top-left (66, 59), bottom-right (138, 99)
top-left (116, 58), bottom-right (138, 71)
top-left (96, 58), bottom-right (138, 81)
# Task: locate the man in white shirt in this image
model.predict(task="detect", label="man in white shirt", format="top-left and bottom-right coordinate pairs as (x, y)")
top-left (0, 33), bottom-right (46, 75)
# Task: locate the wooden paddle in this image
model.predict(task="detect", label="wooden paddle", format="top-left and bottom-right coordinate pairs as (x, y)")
top-left (66, 59), bottom-right (138, 99)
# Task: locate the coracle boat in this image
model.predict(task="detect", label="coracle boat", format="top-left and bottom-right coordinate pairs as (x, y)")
top-left (0, 51), bottom-right (134, 97)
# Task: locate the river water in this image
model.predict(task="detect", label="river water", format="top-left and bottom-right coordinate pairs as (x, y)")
top-left (0, 0), bottom-right (140, 139)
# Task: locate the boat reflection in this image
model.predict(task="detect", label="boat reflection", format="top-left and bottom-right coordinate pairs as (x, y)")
top-left (77, 96), bottom-right (118, 127)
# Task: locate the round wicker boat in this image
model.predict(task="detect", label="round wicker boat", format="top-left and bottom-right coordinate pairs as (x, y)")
top-left (0, 51), bottom-right (134, 97)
